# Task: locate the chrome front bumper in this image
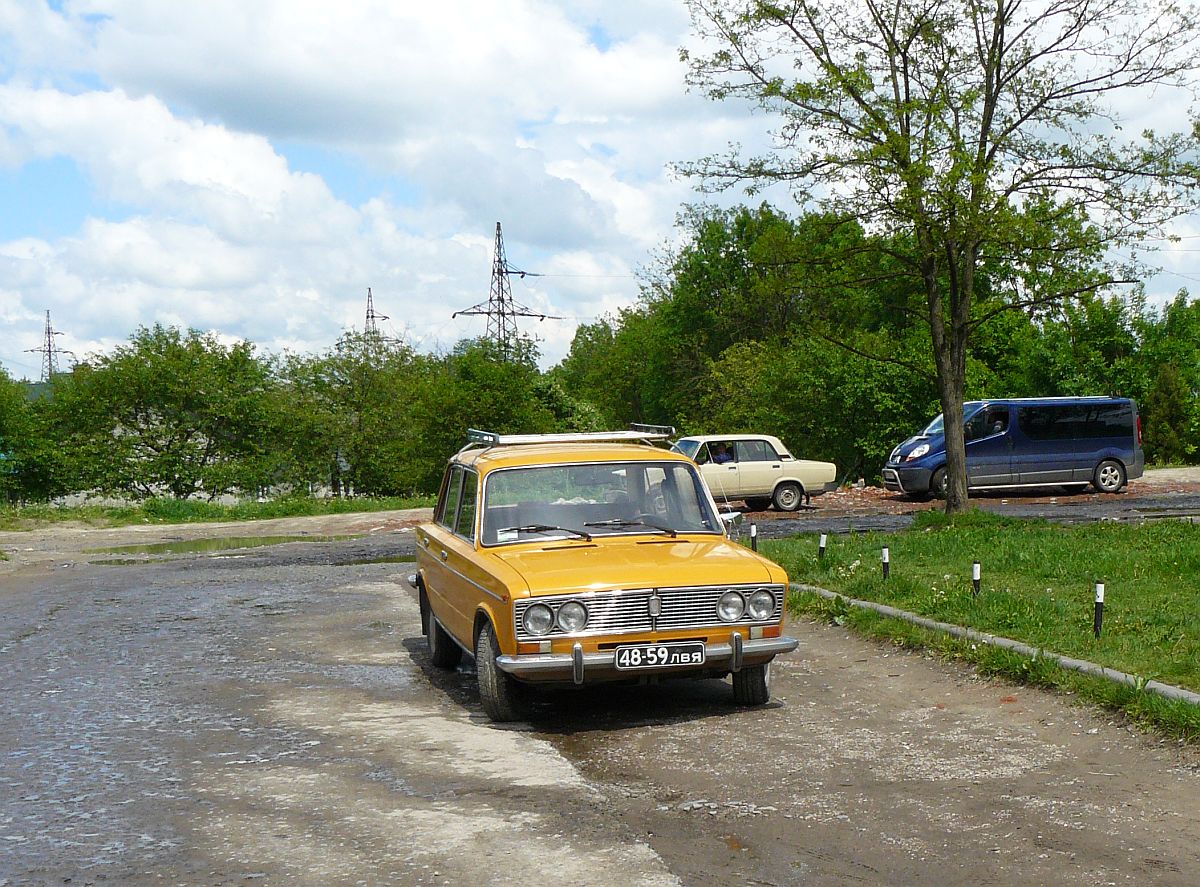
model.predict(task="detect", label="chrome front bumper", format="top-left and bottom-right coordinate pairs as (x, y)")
top-left (495, 633), bottom-right (799, 684)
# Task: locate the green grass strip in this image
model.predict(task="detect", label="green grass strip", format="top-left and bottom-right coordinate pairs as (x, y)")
top-left (765, 510), bottom-right (1200, 740)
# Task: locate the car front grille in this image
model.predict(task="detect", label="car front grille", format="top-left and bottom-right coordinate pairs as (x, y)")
top-left (513, 584), bottom-right (785, 641)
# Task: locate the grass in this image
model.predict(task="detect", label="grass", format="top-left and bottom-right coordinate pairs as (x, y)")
top-left (763, 510), bottom-right (1200, 739)
top-left (0, 494), bottom-right (436, 531)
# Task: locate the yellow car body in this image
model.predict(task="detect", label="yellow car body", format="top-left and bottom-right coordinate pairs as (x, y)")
top-left (415, 429), bottom-right (798, 722)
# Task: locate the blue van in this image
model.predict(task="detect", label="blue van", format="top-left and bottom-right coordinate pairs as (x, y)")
top-left (882, 397), bottom-right (1144, 497)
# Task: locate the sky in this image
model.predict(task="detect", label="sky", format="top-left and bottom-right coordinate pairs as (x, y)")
top-left (1, 1), bottom-right (1198, 382)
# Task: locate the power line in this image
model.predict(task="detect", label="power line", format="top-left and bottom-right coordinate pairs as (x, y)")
top-left (24, 310), bottom-right (73, 382)
top-left (452, 221), bottom-right (563, 358)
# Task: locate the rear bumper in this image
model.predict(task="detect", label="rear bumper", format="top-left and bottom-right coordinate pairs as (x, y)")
top-left (495, 634), bottom-right (798, 684)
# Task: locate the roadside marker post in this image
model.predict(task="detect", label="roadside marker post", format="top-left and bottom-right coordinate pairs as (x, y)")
top-left (972, 560), bottom-right (981, 595)
top-left (882, 546), bottom-right (890, 579)
top-left (750, 523), bottom-right (758, 552)
top-left (819, 533), bottom-right (828, 559)
top-left (1094, 583), bottom-right (1105, 638)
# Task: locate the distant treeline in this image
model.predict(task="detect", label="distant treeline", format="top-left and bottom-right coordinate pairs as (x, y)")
top-left (2, 204), bottom-right (1197, 503)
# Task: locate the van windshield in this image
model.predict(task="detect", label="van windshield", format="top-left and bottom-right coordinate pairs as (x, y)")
top-left (921, 402), bottom-right (985, 436)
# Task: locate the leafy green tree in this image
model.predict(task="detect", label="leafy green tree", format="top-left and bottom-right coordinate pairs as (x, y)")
top-left (50, 324), bottom-right (277, 499)
top-left (682, 0), bottom-right (1200, 511)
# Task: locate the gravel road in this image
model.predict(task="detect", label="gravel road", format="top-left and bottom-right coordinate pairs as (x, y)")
top-left (2, 477), bottom-right (1199, 886)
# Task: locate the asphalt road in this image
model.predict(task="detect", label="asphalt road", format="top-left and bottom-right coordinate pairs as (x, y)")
top-left (1, 488), bottom-right (1199, 886)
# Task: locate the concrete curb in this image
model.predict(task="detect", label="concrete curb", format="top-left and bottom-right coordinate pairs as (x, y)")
top-left (791, 583), bottom-right (1200, 707)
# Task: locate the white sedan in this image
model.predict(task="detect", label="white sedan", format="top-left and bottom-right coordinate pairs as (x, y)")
top-left (672, 434), bottom-right (838, 511)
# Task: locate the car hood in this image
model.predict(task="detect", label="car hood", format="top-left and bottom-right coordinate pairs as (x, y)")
top-left (492, 537), bottom-right (780, 595)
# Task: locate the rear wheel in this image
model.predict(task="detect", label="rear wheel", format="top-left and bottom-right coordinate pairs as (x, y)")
top-left (1093, 459), bottom-right (1126, 493)
top-left (732, 662), bottom-right (771, 706)
top-left (772, 482), bottom-right (803, 512)
top-left (475, 621), bottom-right (528, 722)
top-left (428, 614), bottom-right (462, 669)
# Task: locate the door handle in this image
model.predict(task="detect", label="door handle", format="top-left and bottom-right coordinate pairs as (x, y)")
top-left (439, 550), bottom-right (449, 561)
top-left (727, 466), bottom-right (737, 471)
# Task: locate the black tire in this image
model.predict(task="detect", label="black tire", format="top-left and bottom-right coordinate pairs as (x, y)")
top-left (475, 621), bottom-right (528, 722)
top-left (418, 586), bottom-right (430, 636)
top-left (1093, 459), bottom-right (1126, 494)
top-left (771, 482), bottom-right (803, 512)
top-left (732, 662), bottom-right (771, 705)
top-left (428, 614), bottom-right (462, 669)
top-left (929, 467), bottom-right (948, 499)
top-left (743, 498), bottom-right (771, 512)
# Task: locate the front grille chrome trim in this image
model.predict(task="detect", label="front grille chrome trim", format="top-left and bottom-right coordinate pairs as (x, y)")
top-left (513, 584), bottom-right (785, 642)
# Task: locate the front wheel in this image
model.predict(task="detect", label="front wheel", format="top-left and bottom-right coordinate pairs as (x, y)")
top-left (475, 621), bottom-right (528, 722)
top-left (732, 662), bottom-right (771, 705)
top-left (772, 482), bottom-right (803, 512)
top-left (1093, 459), bottom-right (1126, 493)
top-left (743, 497), bottom-right (771, 512)
top-left (929, 467), bottom-right (948, 500)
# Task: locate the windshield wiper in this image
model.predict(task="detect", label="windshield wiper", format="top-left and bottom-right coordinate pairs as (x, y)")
top-left (583, 518), bottom-right (677, 538)
top-left (498, 524), bottom-right (593, 541)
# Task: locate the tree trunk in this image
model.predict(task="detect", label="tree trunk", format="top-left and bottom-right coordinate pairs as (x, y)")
top-left (924, 253), bottom-right (972, 515)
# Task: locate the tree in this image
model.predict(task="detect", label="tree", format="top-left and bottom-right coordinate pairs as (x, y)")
top-left (51, 325), bottom-right (277, 499)
top-left (682, 0), bottom-right (1200, 511)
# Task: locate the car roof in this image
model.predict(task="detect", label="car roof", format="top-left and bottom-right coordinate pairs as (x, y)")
top-left (677, 433), bottom-right (787, 445)
top-left (456, 442), bottom-right (689, 473)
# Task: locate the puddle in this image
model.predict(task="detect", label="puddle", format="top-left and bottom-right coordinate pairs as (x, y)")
top-left (86, 535), bottom-right (361, 555)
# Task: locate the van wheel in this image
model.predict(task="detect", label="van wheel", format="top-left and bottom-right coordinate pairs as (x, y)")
top-left (930, 468), bottom-right (948, 499)
top-left (1093, 459), bottom-right (1126, 493)
top-left (428, 615), bottom-right (462, 669)
top-left (732, 662), bottom-right (771, 705)
top-left (476, 621), bottom-right (528, 722)
top-left (772, 482), bottom-right (803, 511)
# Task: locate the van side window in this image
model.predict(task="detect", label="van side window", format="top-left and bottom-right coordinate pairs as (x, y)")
top-left (1018, 403), bottom-right (1133, 440)
top-left (438, 467), bottom-right (464, 530)
top-left (736, 439), bottom-right (776, 462)
top-left (454, 471), bottom-right (478, 540)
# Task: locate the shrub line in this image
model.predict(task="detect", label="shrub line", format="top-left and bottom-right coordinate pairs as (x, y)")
top-left (791, 583), bottom-right (1200, 707)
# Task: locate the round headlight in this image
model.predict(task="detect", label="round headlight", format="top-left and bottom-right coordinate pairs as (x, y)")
top-left (557, 600), bottom-right (589, 633)
top-left (748, 589), bottom-right (775, 621)
top-left (522, 603), bottom-right (554, 636)
top-left (717, 590), bottom-right (745, 622)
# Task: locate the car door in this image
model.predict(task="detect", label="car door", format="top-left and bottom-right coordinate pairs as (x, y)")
top-left (734, 438), bottom-right (783, 497)
top-left (964, 406), bottom-right (1016, 487)
top-left (419, 465), bottom-right (481, 646)
top-left (697, 441), bottom-right (741, 503)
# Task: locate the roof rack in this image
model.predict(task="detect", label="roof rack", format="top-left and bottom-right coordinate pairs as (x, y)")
top-left (464, 424), bottom-right (675, 449)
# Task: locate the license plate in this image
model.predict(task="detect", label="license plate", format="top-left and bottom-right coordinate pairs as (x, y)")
top-left (613, 642), bottom-right (706, 671)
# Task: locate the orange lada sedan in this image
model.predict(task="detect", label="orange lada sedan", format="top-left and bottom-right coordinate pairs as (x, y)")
top-left (414, 427), bottom-right (798, 722)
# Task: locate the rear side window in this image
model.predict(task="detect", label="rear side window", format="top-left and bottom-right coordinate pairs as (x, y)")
top-left (1017, 403), bottom-right (1133, 441)
top-left (736, 439), bottom-right (778, 462)
top-left (438, 467), bottom-right (463, 530)
top-left (454, 473), bottom-right (478, 539)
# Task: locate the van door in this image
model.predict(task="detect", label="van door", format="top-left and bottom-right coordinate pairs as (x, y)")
top-left (964, 406), bottom-right (1015, 487)
top-left (1013, 405), bottom-right (1077, 484)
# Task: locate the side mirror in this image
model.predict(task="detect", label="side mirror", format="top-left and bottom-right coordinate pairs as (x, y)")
top-left (719, 510), bottom-right (744, 536)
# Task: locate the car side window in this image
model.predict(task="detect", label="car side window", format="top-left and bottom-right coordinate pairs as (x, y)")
top-left (736, 439), bottom-right (776, 462)
top-left (438, 467), bottom-right (463, 531)
top-left (695, 443), bottom-right (711, 465)
top-left (454, 471), bottom-right (478, 540)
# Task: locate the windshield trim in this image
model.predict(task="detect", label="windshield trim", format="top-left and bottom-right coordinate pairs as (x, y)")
top-left (479, 459), bottom-right (722, 548)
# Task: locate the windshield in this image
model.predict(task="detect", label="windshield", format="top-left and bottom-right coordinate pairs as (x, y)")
top-left (481, 460), bottom-right (721, 545)
top-left (671, 439), bottom-right (701, 459)
top-left (920, 402), bottom-right (985, 436)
